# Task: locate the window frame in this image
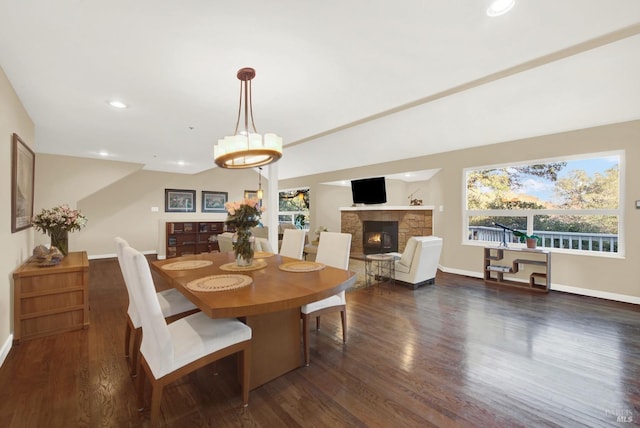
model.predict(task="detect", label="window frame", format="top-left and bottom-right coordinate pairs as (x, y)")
top-left (462, 150), bottom-right (625, 258)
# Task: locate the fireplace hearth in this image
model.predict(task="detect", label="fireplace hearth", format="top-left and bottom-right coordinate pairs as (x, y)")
top-left (363, 221), bottom-right (398, 254)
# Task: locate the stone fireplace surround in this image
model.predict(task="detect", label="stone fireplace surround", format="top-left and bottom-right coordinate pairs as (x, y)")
top-left (340, 206), bottom-right (434, 258)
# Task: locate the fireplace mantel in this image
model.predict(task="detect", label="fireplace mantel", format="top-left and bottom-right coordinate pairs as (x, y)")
top-left (340, 205), bottom-right (435, 212)
top-left (340, 206), bottom-right (433, 257)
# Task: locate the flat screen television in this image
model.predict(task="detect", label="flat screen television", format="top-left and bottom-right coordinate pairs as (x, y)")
top-left (351, 177), bottom-right (387, 205)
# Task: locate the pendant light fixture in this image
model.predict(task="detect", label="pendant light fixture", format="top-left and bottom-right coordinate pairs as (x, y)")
top-left (257, 167), bottom-right (264, 200)
top-left (214, 67), bottom-right (283, 169)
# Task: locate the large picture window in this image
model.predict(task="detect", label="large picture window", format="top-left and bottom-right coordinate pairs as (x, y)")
top-left (464, 152), bottom-right (623, 255)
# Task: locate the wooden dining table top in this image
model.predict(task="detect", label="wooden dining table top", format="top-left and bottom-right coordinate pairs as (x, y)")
top-left (151, 252), bottom-right (356, 319)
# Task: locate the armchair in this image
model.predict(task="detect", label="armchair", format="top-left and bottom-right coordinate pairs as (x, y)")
top-left (388, 236), bottom-right (442, 289)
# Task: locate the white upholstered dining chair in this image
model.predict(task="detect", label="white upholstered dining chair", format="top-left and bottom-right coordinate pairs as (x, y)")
top-left (300, 231), bottom-right (352, 366)
top-left (114, 237), bottom-right (198, 377)
top-left (279, 228), bottom-right (307, 259)
top-left (122, 246), bottom-right (252, 427)
top-left (254, 237), bottom-right (274, 253)
top-left (216, 232), bottom-right (235, 253)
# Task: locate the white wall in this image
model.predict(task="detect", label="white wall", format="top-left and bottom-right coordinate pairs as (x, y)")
top-left (0, 65), bottom-right (35, 364)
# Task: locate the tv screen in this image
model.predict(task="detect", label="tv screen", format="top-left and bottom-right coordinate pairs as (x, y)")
top-left (351, 177), bottom-right (387, 205)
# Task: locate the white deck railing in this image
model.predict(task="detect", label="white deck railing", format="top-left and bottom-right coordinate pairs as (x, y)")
top-left (468, 226), bottom-right (618, 253)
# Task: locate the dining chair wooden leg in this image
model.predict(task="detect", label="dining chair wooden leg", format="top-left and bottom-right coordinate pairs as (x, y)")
top-left (130, 327), bottom-right (142, 377)
top-left (241, 345), bottom-right (251, 406)
top-left (149, 379), bottom-right (164, 428)
top-left (340, 309), bottom-right (347, 343)
top-left (135, 358), bottom-right (146, 412)
top-left (302, 313), bottom-right (310, 366)
top-left (124, 320), bottom-right (132, 358)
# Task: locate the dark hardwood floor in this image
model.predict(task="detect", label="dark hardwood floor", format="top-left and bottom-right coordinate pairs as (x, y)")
top-left (1, 257), bottom-right (639, 427)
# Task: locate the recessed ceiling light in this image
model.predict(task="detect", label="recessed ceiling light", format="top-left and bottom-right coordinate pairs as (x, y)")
top-left (98, 150), bottom-right (109, 157)
top-left (487, 0), bottom-right (515, 17)
top-left (108, 100), bottom-right (128, 109)
top-left (177, 161), bottom-right (185, 166)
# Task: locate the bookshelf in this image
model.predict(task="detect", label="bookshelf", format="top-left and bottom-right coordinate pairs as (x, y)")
top-left (483, 247), bottom-right (551, 292)
top-left (166, 221), bottom-right (225, 258)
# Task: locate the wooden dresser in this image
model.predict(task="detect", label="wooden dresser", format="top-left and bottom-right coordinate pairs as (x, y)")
top-left (12, 251), bottom-right (89, 343)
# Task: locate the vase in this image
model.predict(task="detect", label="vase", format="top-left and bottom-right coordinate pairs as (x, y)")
top-left (233, 228), bottom-right (255, 266)
top-left (50, 229), bottom-right (69, 256)
top-left (526, 238), bottom-right (537, 249)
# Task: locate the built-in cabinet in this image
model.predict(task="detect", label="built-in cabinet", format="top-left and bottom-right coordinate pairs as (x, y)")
top-left (13, 251), bottom-right (90, 343)
top-left (166, 221), bottom-right (225, 258)
top-left (483, 247), bottom-right (551, 293)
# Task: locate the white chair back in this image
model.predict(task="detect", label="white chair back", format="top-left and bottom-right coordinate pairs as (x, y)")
top-left (115, 237), bottom-right (141, 327)
top-left (254, 237), bottom-right (274, 253)
top-left (217, 232), bottom-right (235, 253)
top-left (122, 246), bottom-right (174, 379)
top-left (279, 229), bottom-right (307, 259)
top-left (315, 231), bottom-right (351, 269)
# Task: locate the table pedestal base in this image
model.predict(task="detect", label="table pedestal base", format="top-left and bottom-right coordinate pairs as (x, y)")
top-left (244, 308), bottom-right (301, 389)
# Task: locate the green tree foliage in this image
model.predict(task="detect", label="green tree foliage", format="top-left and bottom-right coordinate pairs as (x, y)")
top-left (554, 166), bottom-right (618, 210)
top-left (467, 163), bottom-right (565, 210)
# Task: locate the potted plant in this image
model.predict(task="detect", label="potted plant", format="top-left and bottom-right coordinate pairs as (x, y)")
top-left (513, 230), bottom-right (540, 249)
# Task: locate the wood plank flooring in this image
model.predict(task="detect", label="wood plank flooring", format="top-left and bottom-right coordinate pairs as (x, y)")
top-left (1, 257), bottom-right (639, 427)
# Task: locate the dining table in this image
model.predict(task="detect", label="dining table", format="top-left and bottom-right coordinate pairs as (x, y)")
top-left (151, 251), bottom-right (356, 390)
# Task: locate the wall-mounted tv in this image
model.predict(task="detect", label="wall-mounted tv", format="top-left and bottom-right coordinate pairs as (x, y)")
top-left (351, 177), bottom-right (387, 205)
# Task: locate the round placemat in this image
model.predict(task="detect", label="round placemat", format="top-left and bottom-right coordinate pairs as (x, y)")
top-left (279, 261), bottom-right (325, 272)
top-left (219, 259), bottom-right (268, 272)
top-left (161, 260), bottom-right (213, 271)
top-left (254, 251), bottom-right (275, 259)
top-left (186, 274), bottom-right (252, 292)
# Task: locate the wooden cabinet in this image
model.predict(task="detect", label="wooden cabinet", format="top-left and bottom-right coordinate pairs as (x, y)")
top-left (166, 221), bottom-right (225, 258)
top-left (13, 251), bottom-right (89, 343)
top-left (483, 247), bottom-right (551, 293)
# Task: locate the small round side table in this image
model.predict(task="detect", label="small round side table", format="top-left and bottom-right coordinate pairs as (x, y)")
top-left (364, 253), bottom-right (400, 292)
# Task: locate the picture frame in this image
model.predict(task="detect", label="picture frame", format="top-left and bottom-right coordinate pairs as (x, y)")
top-left (244, 190), bottom-right (258, 200)
top-left (11, 133), bottom-right (35, 233)
top-left (164, 189), bottom-right (196, 212)
top-left (201, 191), bottom-right (228, 213)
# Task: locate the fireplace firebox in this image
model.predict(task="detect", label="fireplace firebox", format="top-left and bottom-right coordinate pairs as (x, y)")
top-left (363, 221), bottom-right (398, 254)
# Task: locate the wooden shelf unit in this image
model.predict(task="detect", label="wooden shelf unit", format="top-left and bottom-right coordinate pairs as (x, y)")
top-left (483, 247), bottom-right (551, 292)
top-left (166, 221), bottom-right (225, 258)
top-left (13, 251), bottom-right (89, 343)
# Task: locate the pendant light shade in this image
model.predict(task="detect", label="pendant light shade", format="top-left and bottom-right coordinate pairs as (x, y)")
top-left (214, 68), bottom-right (283, 169)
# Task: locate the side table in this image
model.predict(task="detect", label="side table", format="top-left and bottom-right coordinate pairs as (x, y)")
top-left (12, 251), bottom-right (89, 343)
top-left (365, 253), bottom-right (400, 292)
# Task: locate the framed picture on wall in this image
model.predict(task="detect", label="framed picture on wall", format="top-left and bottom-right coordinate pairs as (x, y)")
top-left (244, 190), bottom-right (258, 200)
top-left (164, 189), bottom-right (196, 212)
top-left (202, 191), bottom-right (228, 213)
top-left (11, 133), bottom-right (35, 233)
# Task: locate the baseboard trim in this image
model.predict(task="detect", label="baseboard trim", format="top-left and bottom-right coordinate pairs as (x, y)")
top-left (439, 265), bottom-right (639, 305)
top-left (0, 334), bottom-right (13, 368)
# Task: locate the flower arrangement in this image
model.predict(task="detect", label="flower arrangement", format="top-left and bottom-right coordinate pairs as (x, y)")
top-left (224, 198), bottom-right (264, 265)
top-left (224, 198), bottom-right (264, 229)
top-left (32, 205), bottom-right (88, 255)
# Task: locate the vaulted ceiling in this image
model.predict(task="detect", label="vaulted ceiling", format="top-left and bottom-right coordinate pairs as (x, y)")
top-left (1, 1), bottom-right (639, 180)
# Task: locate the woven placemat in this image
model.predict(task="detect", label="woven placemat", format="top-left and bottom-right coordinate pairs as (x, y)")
top-left (186, 274), bottom-right (252, 292)
top-left (279, 261), bottom-right (325, 272)
top-left (254, 251), bottom-right (275, 259)
top-left (219, 259), bottom-right (268, 272)
top-left (161, 260), bottom-right (213, 271)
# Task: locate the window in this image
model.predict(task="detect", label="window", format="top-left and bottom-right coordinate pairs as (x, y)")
top-left (464, 152), bottom-right (623, 255)
top-left (278, 188), bottom-right (310, 230)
